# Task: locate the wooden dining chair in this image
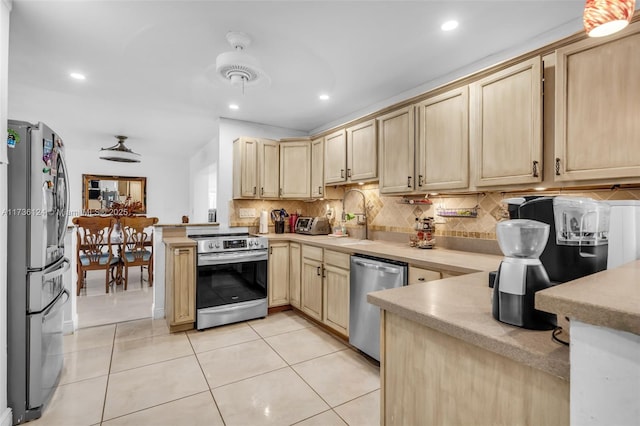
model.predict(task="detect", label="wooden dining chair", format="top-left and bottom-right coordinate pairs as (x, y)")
top-left (72, 216), bottom-right (120, 295)
top-left (120, 216), bottom-right (159, 290)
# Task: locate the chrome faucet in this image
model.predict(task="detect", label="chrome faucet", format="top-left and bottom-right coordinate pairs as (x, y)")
top-left (342, 188), bottom-right (368, 240)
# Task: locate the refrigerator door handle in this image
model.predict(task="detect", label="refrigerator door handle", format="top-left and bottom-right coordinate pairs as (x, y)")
top-left (43, 258), bottom-right (70, 282)
top-left (56, 150), bottom-right (70, 249)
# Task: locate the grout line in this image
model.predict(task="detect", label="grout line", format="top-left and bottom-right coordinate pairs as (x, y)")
top-left (99, 324), bottom-right (117, 423)
top-left (100, 390), bottom-right (213, 424)
top-left (207, 365), bottom-right (290, 391)
top-left (289, 408), bottom-right (342, 426)
top-left (187, 323), bottom-right (228, 426)
top-left (109, 352), bottom-right (195, 375)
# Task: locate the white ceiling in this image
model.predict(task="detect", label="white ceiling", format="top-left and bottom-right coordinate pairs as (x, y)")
top-left (8, 0), bottom-right (587, 158)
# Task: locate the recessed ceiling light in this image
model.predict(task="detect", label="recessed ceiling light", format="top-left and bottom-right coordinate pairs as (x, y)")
top-left (319, 94), bottom-right (330, 101)
top-left (441, 20), bottom-right (459, 32)
top-left (229, 104), bottom-right (239, 110)
top-left (534, 187), bottom-right (547, 191)
top-left (69, 72), bottom-right (86, 80)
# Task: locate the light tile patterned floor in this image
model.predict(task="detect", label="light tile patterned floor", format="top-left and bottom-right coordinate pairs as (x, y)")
top-left (77, 268), bottom-right (153, 329)
top-left (33, 311), bottom-right (380, 426)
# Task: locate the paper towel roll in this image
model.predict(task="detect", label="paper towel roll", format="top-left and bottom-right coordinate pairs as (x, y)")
top-left (259, 210), bottom-right (268, 234)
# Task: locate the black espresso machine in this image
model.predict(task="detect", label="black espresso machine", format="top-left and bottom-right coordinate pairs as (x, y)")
top-left (515, 196), bottom-right (610, 283)
top-left (492, 196), bottom-right (610, 329)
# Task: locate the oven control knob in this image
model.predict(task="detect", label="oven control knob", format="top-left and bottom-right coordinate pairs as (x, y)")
top-left (214, 242), bottom-right (220, 249)
top-left (249, 240), bottom-right (255, 247)
top-left (208, 242), bottom-right (213, 249)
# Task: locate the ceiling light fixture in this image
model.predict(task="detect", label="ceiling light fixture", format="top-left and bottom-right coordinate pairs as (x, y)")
top-left (584, 0), bottom-right (635, 37)
top-left (215, 31), bottom-right (270, 95)
top-left (70, 72), bottom-right (86, 80)
top-left (229, 104), bottom-right (239, 110)
top-left (319, 94), bottom-right (330, 101)
top-left (99, 135), bottom-right (141, 163)
top-left (441, 20), bottom-right (459, 31)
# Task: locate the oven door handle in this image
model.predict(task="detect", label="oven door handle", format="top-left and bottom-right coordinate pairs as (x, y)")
top-left (198, 251), bottom-right (268, 266)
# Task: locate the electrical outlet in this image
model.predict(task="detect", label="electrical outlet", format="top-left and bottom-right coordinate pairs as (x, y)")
top-left (238, 208), bottom-right (257, 218)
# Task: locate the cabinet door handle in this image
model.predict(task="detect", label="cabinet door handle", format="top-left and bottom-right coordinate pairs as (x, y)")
top-left (407, 176), bottom-right (412, 188)
top-left (341, 169), bottom-right (345, 179)
top-left (261, 187), bottom-right (264, 196)
top-left (418, 175), bottom-right (424, 187)
top-left (418, 277), bottom-right (425, 282)
top-left (279, 188), bottom-right (283, 196)
top-left (532, 161), bottom-right (539, 178)
top-left (555, 158), bottom-right (561, 176)
top-left (253, 186), bottom-right (257, 195)
top-left (317, 266), bottom-right (321, 276)
top-left (319, 186), bottom-right (323, 195)
top-left (347, 168), bottom-right (352, 178)
top-left (269, 247), bottom-right (273, 255)
top-left (322, 266), bottom-right (326, 278)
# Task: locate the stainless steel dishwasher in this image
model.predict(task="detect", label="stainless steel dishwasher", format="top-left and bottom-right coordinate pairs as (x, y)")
top-left (350, 254), bottom-right (407, 361)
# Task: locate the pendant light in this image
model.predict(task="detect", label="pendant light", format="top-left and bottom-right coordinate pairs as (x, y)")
top-left (584, 0), bottom-right (636, 37)
top-left (99, 135), bottom-right (141, 163)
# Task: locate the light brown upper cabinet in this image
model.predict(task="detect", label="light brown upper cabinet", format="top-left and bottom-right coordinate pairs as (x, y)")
top-left (346, 119), bottom-right (377, 182)
top-left (233, 137), bottom-right (279, 199)
top-left (416, 86), bottom-right (469, 191)
top-left (325, 120), bottom-right (378, 185)
top-left (279, 140), bottom-right (311, 198)
top-left (470, 57), bottom-right (542, 187)
top-left (554, 25), bottom-right (640, 182)
top-left (311, 137), bottom-right (324, 198)
top-left (378, 106), bottom-right (416, 194)
top-left (324, 129), bottom-right (347, 184)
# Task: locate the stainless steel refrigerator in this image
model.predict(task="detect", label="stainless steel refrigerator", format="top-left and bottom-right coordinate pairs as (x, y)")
top-left (6, 121), bottom-right (70, 424)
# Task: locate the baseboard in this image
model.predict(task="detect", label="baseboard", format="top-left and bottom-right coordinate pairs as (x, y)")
top-left (152, 306), bottom-right (164, 320)
top-left (63, 318), bottom-right (75, 335)
top-left (0, 407), bottom-right (12, 426)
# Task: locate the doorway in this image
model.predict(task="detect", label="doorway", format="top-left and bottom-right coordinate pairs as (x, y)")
top-left (76, 268), bottom-right (152, 329)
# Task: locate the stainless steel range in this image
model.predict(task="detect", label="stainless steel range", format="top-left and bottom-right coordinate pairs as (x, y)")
top-left (192, 233), bottom-right (268, 330)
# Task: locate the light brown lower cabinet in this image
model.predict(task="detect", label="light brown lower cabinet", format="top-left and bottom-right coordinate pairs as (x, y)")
top-left (381, 311), bottom-right (569, 425)
top-left (289, 242), bottom-right (301, 308)
top-left (164, 237), bottom-right (197, 333)
top-left (301, 245), bottom-right (350, 337)
top-left (268, 242), bottom-right (290, 307)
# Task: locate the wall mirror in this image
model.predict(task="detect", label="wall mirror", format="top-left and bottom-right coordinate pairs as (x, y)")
top-left (82, 174), bottom-right (147, 214)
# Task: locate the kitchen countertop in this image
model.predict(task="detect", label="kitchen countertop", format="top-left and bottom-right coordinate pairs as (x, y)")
top-left (367, 272), bottom-right (570, 380)
top-left (536, 260), bottom-right (640, 336)
top-left (155, 223), bottom-right (220, 228)
top-left (262, 233), bottom-right (502, 274)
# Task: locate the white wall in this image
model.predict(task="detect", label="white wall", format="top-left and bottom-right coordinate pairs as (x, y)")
top-left (570, 320), bottom-right (640, 426)
top-left (0, 1), bottom-right (12, 424)
top-left (65, 146), bottom-right (190, 224)
top-left (189, 138), bottom-right (218, 224)
top-left (216, 118), bottom-right (307, 229)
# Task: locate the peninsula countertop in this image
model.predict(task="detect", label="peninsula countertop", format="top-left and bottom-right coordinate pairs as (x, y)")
top-left (536, 259), bottom-right (640, 336)
top-left (367, 272), bottom-right (570, 380)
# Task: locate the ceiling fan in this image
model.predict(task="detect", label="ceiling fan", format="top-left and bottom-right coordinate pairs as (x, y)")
top-left (213, 31), bottom-right (270, 94)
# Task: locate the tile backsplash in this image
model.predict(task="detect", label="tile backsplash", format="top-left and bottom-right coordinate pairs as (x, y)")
top-left (229, 185), bottom-right (640, 240)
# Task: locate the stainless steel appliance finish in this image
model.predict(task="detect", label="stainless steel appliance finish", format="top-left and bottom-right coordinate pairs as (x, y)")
top-left (349, 254), bottom-right (407, 361)
top-left (294, 216), bottom-right (330, 235)
top-left (7, 121), bottom-right (71, 424)
top-left (193, 234), bottom-right (268, 330)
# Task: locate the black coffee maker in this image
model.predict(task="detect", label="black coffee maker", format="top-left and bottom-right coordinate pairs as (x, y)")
top-left (515, 197), bottom-right (610, 283)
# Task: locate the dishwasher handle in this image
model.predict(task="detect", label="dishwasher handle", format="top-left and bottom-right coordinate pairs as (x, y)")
top-left (353, 259), bottom-right (402, 274)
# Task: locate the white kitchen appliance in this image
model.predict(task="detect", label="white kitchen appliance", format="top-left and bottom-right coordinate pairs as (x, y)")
top-left (602, 200), bottom-right (640, 269)
top-left (492, 219), bottom-right (556, 330)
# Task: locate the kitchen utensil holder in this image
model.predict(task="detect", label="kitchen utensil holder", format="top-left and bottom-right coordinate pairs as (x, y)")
top-left (274, 221), bottom-right (285, 234)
